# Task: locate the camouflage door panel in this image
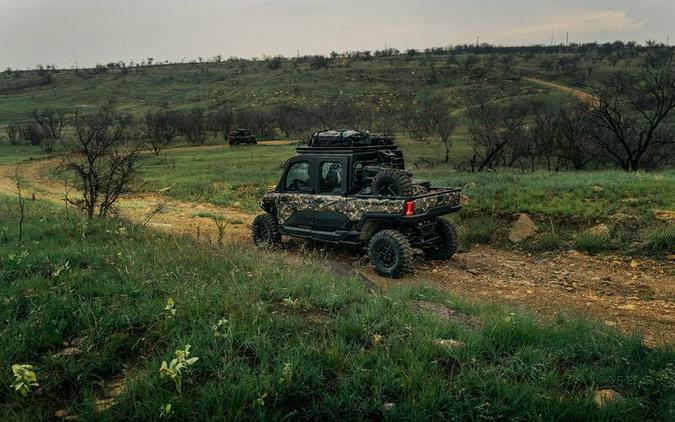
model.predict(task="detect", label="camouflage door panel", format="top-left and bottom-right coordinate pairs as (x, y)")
top-left (265, 193), bottom-right (405, 224)
top-left (413, 191), bottom-right (461, 214)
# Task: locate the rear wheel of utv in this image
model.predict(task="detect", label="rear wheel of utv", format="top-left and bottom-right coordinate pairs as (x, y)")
top-left (252, 214), bottom-right (281, 248)
top-left (368, 229), bottom-right (413, 278)
top-left (424, 218), bottom-right (459, 260)
top-left (371, 168), bottom-right (413, 197)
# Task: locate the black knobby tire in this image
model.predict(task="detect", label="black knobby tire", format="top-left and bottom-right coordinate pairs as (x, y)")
top-left (368, 229), bottom-right (413, 278)
top-left (371, 168), bottom-right (413, 197)
top-left (252, 214), bottom-right (281, 248)
top-left (424, 218), bottom-right (459, 260)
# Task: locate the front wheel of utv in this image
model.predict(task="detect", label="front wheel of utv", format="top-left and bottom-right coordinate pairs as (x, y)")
top-left (252, 214), bottom-right (281, 248)
top-left (424, 218), bottom-right (459, 260)
top-left (368, 230), bottom-right (413, 278)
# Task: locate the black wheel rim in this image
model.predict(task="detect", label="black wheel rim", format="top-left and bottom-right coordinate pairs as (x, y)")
top-left (374, 240), bottom-right (397, 268)
top-left (376, 181), bottom-right (398, 196)
top-left (253, 223), bottom-right (270, 244)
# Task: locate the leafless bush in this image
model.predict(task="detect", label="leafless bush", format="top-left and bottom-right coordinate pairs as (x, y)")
top-left (176, 109), bottom-right (207, 144)
top-left (206, 107), bottom-right (235, 139)
top-left (5, 123), bottom-right (21, 145)
top-left (583, 65), bottom-right (675, 171)
top-left (59, 109), bottom-right (143, 218)
top-left (235, 109), bottom-right (277, 139)
top-left (402, 95), bottom-right (459, 163)
top-left (30, 109), bottom-right (66, 139)
top-left (274, 104), bottom-right (319, 139)
top-left (145, 109), bottom-right (180, 155)
top-left (467, 104), bottom-right (528, 171)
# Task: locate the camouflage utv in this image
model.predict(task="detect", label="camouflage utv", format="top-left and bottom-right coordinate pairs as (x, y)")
top-left (252, 130), bottom-right (462, 278)
top-left (227, 129), bottom-right (257, 146)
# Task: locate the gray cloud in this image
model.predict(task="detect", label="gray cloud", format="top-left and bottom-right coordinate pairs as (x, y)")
top-left (0, 0), bottom-right (672, 69)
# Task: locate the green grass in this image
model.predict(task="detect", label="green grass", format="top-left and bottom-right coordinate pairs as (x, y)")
top-left (574, 232), bottom-right (614, 255)
top-left (0, 144), bottom-right (49, 166)
top-left (138, 140), bottom-right (675, 218)
top-left (0, 197), bottom-right (674, 420)
top-left (140, 143), bottom-right (295, 212)
top-left (4, 140), bottom-right (672, 256)
top-left (0, 53), bottom-right (560, 127)
top-left (643, 225), bottom-right (675, 256)
top-left (460, 215), bottom-right (498, 247)
top-left (526, 232), bottom-right (565, 253)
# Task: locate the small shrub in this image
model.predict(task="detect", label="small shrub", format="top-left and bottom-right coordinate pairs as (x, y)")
top-left (574, 232), bottom-right (612, 254)
top-left (642, 225), bottom-right (675, 255)
top-left (461, 215), bottom-right (497, 246)
top-left (10, 364), bottom-right (39, 396)
top-left (159, 403), bottom-right (174, 418)
top-left (164, 298), bottom-right (176, 319)
top-left (159, 345), bottom-right (199, 394)
top-left (527, 232), bottom-right (564, 252)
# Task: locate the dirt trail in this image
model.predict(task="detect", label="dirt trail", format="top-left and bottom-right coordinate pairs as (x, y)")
top-left (1, 157), bottom-right (673, 346)
top-left (524, 77), bottom-right (597, 104)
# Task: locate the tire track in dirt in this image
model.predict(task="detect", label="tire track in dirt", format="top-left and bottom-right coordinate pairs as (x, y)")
top-left (1, 156), bottom-right (673, 346)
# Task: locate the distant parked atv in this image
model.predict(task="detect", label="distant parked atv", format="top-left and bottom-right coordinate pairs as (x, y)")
top-left (252, 130), bottom-right (462, 278)
top-left (227, 129), bottom-right (257, 146)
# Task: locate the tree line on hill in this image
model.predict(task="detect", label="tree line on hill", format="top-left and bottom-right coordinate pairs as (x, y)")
top-left (5, 57), bottom-right (674, 173)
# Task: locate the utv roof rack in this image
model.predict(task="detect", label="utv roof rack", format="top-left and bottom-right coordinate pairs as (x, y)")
top-left (296, 145), bottom-right (399, 154)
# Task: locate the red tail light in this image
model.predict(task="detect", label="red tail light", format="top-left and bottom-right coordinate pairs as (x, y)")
top-left (404, 200), bottom-right (415, 216)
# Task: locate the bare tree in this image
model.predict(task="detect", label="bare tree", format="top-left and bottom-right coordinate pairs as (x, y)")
top-left (176, 109), bottom-right (207, 145)
top-left (463, 55), bottom-right (479, 72)
top-left (274, 104), bottom-right (318, 139)
top-left (144, 109), bottom-right (180, 155)
top-left (59, 109), bottom-right (143, 218)
top-left (500, 55), bottom-right (515, 75)
top-left (583, 66), bottom-right (675, 171)
top-left (235, 109), bottom-right (277, 139)
top-left (554, 103), bottom-right (595, 170)
top-left (5, 123), bottom-right (21, 145)
top-left (30, 109), bottom-right (66, 140)
top-left (206, 107), bottom-right (235, 139)
top-left (467, 104), bottom-right (528, 171)
top-left (402, 96), bottom-right (459, 163)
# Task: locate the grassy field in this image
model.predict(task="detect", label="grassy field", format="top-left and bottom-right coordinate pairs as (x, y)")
top-left (135, 140), bottom-right (675, 256)
top-left (0, 196), bottom-right (673, 420)
top-left (0, 144), bottom-right (48, 166)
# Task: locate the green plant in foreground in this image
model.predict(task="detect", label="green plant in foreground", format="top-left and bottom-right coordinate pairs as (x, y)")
top-left (277, 363), bottom-right (293, 385)
top-left (10, 364), bottom-right (39, 396)
top-left (159, 403), bottom-right (174, 418)
top-left (164, 298), bottom-right (176, 319)
top-left (255, 392), bottom-right (268, 407)
top-left (212, 317), bottom-right (229, 337)
top-left (160, 345), bottom-right (199, 394)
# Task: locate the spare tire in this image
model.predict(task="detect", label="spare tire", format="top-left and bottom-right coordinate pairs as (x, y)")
top-left (371, 168), bottom-right (413, 197)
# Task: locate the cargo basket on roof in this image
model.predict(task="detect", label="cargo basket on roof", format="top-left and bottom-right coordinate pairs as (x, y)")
top-left (308, 130), bottom-right (394, 148)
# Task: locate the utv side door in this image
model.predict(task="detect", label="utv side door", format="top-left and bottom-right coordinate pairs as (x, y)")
top-left (310, 158), bottom-right (351, 237)
top-left (278, 158), bottom-right (314, 229)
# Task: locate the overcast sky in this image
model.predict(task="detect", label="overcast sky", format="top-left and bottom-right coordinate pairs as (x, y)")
top-left (0, 0), bottom-right (673, 69)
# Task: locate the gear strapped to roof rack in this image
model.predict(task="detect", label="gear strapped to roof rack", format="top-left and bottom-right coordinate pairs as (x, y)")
top-left (308, 129), bottom-right (394, 148)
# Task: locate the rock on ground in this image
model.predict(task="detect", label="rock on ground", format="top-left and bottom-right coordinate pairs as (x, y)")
top-left (508, 213), bottom-right (537, 243)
